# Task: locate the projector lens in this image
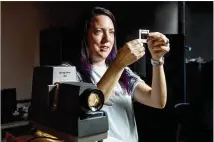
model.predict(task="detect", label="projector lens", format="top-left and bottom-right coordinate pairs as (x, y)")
top-left (80, 89), bottom-right (104, 112)
top-left (88, 92), bottom-right (102, 111)
top-left (88, 93), bottom-right (100, 107)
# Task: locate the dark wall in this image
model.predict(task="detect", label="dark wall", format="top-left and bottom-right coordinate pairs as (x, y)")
top-left (185, 2), bottom-right (213, 62)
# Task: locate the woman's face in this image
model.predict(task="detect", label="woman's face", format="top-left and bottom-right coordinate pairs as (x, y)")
top-left (87, 15), bottom-right (115, 64)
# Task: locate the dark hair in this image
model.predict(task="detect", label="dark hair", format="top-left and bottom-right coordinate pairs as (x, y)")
top-left (78, 6), bottom-right (131, 94)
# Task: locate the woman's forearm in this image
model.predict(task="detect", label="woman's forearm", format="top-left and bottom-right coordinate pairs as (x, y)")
top-left (151, 65), bottom-right (167, 108)
top-left (97, 61), bottom-right (124, 102)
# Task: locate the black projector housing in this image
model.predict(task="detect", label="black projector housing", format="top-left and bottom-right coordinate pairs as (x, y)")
top-left (28, 66), bottom-right (108, 141)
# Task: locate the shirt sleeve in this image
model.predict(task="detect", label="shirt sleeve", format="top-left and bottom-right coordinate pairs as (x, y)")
top-left (124, 67), bottom-right (145, 98)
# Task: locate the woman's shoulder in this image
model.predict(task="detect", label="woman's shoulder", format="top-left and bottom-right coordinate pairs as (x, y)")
top-left (124, 66), bottom-right (144, 82)
top-left (124, 66), bottom-right (137, 76)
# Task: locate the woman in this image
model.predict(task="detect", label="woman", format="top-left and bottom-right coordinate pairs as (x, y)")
top-left (75, 6), bottom-right (170, 142)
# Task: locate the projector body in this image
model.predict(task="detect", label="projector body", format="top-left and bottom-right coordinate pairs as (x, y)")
top-left (28, 66), bottom-right (108, 142)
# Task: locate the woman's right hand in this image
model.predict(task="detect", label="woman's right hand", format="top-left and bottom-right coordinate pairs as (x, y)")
top-left (114, 39), bottom-right (145, 69)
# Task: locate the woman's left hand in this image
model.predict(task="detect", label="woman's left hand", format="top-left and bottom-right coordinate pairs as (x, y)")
top-left (147, 32), bottom-right (170, 60)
